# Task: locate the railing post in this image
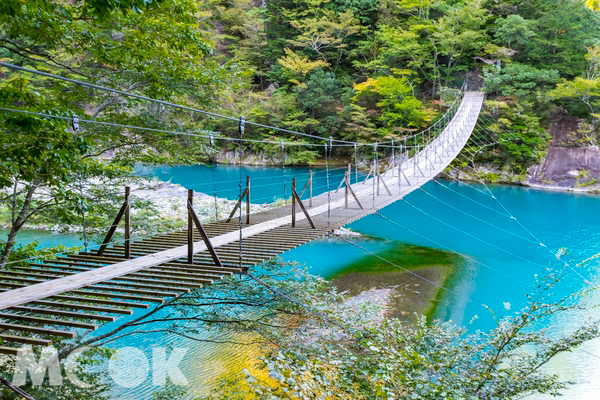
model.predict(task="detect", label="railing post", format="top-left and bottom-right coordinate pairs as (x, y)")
top-left (376, 165), bottom-right (380, 196)
top-left (347, 163), bottom-right (352, 183)
top-left (124, 186), bottom-right (131, 259)
top-left (344, 170), bottom-right (349, 209)
top-left (188, 189), bottom-right (194, 264)
top-left (397, 160), bottom-right (401, 194)
top-left (391, 140), bottom-right (395, 177)
top-left (292, 178), bottom-right (296, 227)
top-left (309, 170), bottom-right (313, 207)
top-left (246, 175), bottom-right (250, 225)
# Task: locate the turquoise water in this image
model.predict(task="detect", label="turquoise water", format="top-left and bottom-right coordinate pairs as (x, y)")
top-left (135, 164), bottom-right (362, 203)
top-left (6, 165), bottom-right (600, 398)
top-left (0, 229), bottom-right (85, 248)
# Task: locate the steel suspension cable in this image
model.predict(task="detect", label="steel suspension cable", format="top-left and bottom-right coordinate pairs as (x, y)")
top-left (373, 142), bottom-right (378, 208)
top-left (281, 141), bottom-right (287, 204)
top-left (354, 143), bottom-right (358, 183)
top-left (325, 141), bottom-right (331, 231)
top-left (0, 62), bottom-right (357, 145)
top-left (401, 198), bottom-right (560, 271)
top-left (209, 133), bottom-right (219, 221)
top-left (238, 117), bottom-right (245, 272)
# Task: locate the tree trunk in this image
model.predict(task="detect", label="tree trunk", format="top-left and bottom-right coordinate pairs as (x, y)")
top-left (0, 184), bottom-right (37, 269)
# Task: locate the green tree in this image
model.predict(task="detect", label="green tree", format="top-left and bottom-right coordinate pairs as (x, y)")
top-left (353, 73), bottom-right (428, 136)
top-left (483, 100), bottom-right (549, 172)
top-left (494, 15), bottom-right (536, 51)
top-left (549, 46), bottom-right (600, 132)
top-left (0, 0), bottom-right (241, 266)
top-left (483, 63), bottom-right (560, 97)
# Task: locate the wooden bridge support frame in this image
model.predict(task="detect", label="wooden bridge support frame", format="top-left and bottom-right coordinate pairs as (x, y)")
top-left (291, 178), bottom-right (316, 229)
top-left (226, 176), bottom-right (251, 224)
top-left (362, 166), bottom-right (374, 184)
top-left (336, 164), bottom-right (352, 193)
top-left (97, 187), bottom-right (131, 258)
top-left (187, 190), bottom-right (224, 268)
top-left (343, 171), bottom-right (363, 210)
top-left (297, 170), bottom-right (313, 207)
top-left (376, 169), bottom-right (392, 196)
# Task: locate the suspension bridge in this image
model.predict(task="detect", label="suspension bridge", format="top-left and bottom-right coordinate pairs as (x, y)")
top-left (0, 62), bottom-right (485, 355)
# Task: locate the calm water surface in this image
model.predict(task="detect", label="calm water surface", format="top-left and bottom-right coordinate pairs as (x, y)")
top-left (6, 165), bottom-right (600, 399)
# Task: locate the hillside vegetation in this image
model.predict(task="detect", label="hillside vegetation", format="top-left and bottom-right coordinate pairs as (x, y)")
top-left (1, 0), bottom-right (600, 169)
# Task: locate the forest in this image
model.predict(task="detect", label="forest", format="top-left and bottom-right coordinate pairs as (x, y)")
top-left (2, 0), bottom-right (600, 399)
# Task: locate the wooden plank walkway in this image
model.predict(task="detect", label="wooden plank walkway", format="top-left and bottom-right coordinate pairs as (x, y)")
top-left (0, 91), bottom-right (484, 354)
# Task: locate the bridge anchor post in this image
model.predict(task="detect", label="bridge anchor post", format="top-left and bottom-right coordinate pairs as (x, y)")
top-left (376, 169), bottom-right (392, 196)
top-left (188, 189), bottom-right (224, 268)
top-left (335, 164), bottom-right (352, 193)
top-left (298, 170), bottom-right (313, 207)
top-left (226, 176), bottom-right (251, 224)
top-left (343, 171), bottom-right (363, 210)
top-left (97, 187), bottom-right (131, 258)
top-left (291, 178), bottom-right (317, 229)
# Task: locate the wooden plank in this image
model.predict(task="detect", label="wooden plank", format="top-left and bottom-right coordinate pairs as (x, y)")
top-left (0, 282), bottom-right (165, 303)
top-left (160, 263), bottom-right (241, 274)
top-left (189, 202), bottom-right (224, 268)
top-left (188, 190), bottom-right (194, 263)
top-left (225, 187), bottom-right (248, 223)
top-left (0, 313), bottom-right (98, 330)
top-left (0, 323), bottom-right (77, 338)
top-left (44, 294), bottom-right (149, 308)
top-left (0, 335), bottom-right (52, 346)
top-left (45, 264), bottom-right (224, 283)
top-left (292, 189), bottom-right (316, 229)
top-left (0, 288), bottom-right (147, 309)
top-left (121, 242), bottom-right (281, 257)
top-left (27, 300), bottom-right (133, 315)
top-left (0, 272), bottom-right (187, 295)
top-left (0, 346), bottom-right (26, 356)
top-left (9, 306), bottom-right (116, 322)
top-left (97, 248), bottom-right (263, 264)
top-left (125, 186), bottom-right (131, 259)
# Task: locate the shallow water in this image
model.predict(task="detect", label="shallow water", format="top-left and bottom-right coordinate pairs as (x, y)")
top-left (5, 165), bottom-right (600, 398)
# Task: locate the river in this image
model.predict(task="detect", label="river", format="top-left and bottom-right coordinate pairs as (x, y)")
top-left (4, 164), bottom-right (600, 399)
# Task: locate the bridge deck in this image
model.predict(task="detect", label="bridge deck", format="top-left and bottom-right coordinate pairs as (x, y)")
top-left (0, 92), bottom-right (484, 355)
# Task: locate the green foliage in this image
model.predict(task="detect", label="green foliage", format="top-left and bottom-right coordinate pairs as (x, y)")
top-left (353, 74), bottom-right (428, 136)
top-left (0, 0), bottom-right (236, 265)
top-left (495, 15), bottom-right (536, 51)
top-left (204, 267), bottom-right (600, 399)
top-left (484, 100), bottom-right (550, 171)
top-left (483, 63), bottom-right (561, 97)
top-left (151, 379), bottom-right (188, 400)
top-left (513, 0), bottom-right (600, 78)
top-left (0, 0), bottom-right (166, 20)
top-left (0, 240), bottom-right (82, 268)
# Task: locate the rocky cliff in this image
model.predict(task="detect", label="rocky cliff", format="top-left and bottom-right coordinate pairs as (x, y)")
top-left (528, 109), bottom-right (600, 190)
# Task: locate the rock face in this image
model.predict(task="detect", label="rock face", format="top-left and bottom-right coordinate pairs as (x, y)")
top-left (529, 109), bottom-right (600, 188)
